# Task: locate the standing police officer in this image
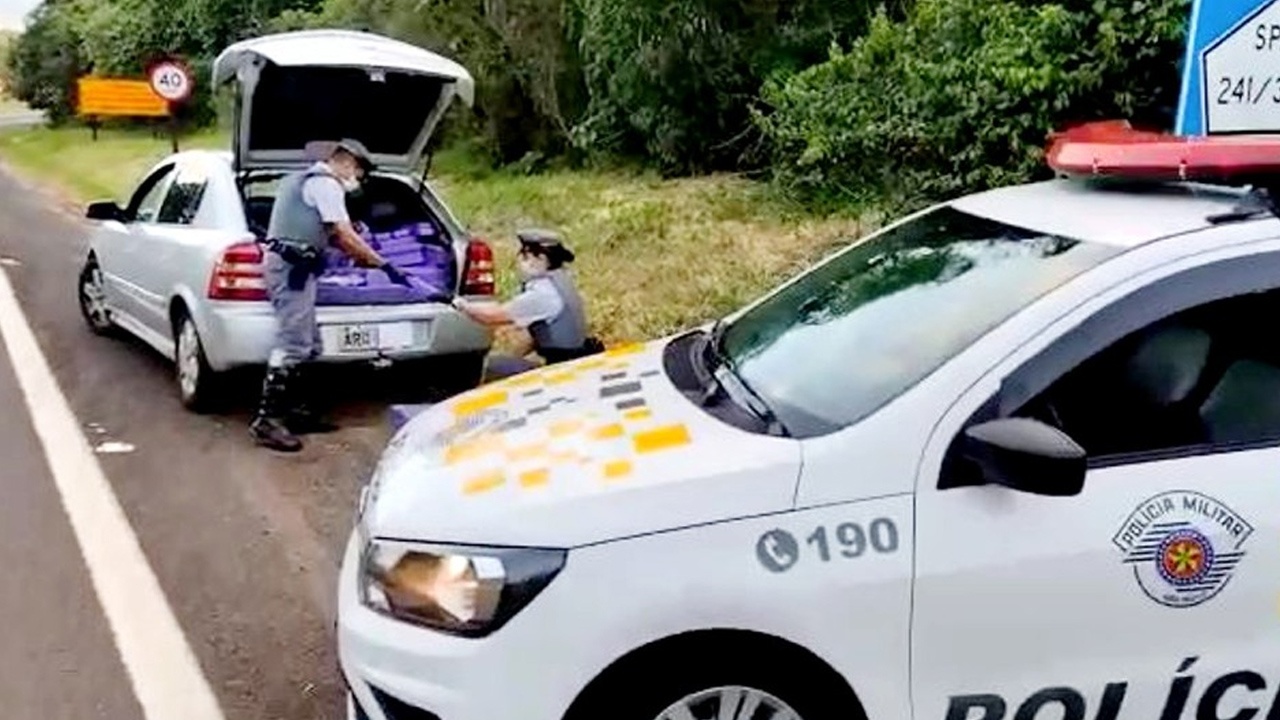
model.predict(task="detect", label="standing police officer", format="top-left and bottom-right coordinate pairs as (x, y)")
top-left (453, 229), bottom-right (599, 379)
top-left (251, 139), bottom-right (411, 453)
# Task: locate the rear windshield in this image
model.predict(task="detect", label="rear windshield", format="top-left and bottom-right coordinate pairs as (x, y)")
top-left (720, 206), bottom-right (1122, 437)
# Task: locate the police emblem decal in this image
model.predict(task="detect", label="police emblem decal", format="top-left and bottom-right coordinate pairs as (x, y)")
top-left (1113, 491), bottom-right (1253, 609)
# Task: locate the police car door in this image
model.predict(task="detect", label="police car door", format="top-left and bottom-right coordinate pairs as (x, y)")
top-left (911, 241), bottom-right (1280, 720)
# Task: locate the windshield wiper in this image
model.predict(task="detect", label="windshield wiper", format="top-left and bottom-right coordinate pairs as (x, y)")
top-left (1207, 185), bottom-right (1280, 224)
top-left (720, 365), bottom-right (787, 436)
top-left (698, 321), bottom-right (789, 436)
top-left (695, 320), bottom-right (729, 404)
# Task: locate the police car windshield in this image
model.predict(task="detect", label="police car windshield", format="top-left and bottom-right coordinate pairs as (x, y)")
top-left (719, 206), bottom-right (1121, 438)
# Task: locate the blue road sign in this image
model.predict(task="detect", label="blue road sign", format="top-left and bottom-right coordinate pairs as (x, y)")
top-left (1176, 0), bottom-right (1280, 135)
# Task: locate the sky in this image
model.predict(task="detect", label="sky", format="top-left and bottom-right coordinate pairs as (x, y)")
top-left (0, 0), bottom-right (37, 30)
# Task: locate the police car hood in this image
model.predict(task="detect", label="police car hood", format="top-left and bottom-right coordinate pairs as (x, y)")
top-left (362, 341), bottom-right (802, 547)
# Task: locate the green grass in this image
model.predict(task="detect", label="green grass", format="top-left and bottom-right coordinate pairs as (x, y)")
top-left (0, 124), bottom-right (224, 203)
top-left (0, 124), bottom-right (874, 343)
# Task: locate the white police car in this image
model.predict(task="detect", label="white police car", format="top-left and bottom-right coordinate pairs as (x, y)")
top-left (336, 122), bottom-right (1280, 720)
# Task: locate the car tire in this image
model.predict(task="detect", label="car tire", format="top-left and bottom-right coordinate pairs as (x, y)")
top-left (563, 641), bottom-right (859, 720)
top-left (78, 255), bottom-right (116, 336)
top-left (173, 309), bottom-right (223, 413)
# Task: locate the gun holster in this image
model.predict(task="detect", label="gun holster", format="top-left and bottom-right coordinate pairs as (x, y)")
top-left (269, 240), bottom-right (325, 291)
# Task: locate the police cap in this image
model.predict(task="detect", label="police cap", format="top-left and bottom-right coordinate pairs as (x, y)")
top-left (333, 138), bottom-right (376, 173)
top-left (517, 228), bottom-right (575, 265)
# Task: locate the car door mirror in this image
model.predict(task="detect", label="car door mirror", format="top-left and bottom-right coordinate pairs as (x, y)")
top-left (86, 200), bottom-right (126, 222)
top-left (961, 417), bottom-right (1086, 497)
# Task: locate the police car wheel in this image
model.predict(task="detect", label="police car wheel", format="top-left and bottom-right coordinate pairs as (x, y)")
top-left (565, 641), bottom-right (857, 720)
top-left (174, 312), bottom-right (220, 413)
top-left (78, 256), bottom-right (115, 336)
top-left (655, 686), bottom-right (802, 720)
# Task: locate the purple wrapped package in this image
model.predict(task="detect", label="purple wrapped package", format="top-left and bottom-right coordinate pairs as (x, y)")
top-left (315, 221), bottom-right (455, 306)
top-left (316, 271), bottom-right (451, 305)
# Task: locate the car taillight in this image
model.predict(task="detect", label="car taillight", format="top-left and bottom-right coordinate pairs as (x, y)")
top-left (462, 237), bottom-right (495, 296)
top-left (208, 240), bottom-right (268, 301)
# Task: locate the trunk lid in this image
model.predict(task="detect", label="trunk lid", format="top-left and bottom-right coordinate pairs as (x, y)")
top-left (212, 29), bottom-right (475, 174)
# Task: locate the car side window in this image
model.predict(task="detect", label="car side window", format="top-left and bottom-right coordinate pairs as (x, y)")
top-left (938, 248), bottom-right (1280, 490)
top-left (128, 165), bottom-right (177, 224)
top-left (1014, 288), bottom-right (1280, 462)
top-left (156, 162), bottom-right (210, 226)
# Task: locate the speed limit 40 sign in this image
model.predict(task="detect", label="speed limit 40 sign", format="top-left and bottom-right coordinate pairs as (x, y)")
top-left (147, 59), bottom-right (194, 104)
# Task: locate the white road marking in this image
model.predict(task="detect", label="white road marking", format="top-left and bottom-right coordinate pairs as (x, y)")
top-left (94, 440), bottom-right (137, 454)
top-left (0, 269), bottom-right (226, 720)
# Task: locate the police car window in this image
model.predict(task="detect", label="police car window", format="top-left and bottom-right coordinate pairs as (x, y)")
top-left (129, 165), bottom-right (176, 224)
top-left (719, 206), bottom-right (1122, 437)
top-left (156, 162), bottom-right (209, 225)
top-left (1015, 289), bottom-right (1280, 461)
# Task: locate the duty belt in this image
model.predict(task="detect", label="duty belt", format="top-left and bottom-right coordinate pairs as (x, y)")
top-left (266, 238), bottom-right (326, 290)
top-left (266, 238), bottom-right (319, 257)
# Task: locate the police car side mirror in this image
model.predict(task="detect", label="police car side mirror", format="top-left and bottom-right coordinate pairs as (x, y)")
top-left (960, 418), bottom-right (1086, 497)
top-left (86, 200), bottom-right (125, 222)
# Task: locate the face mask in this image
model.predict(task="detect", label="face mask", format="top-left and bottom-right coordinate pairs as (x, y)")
top-left (341, 176), bottom-right (361, 194)
top-left (517, 257), bottom-right (543, 279)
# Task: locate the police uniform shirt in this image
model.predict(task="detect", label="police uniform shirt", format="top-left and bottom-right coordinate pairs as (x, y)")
top-left (506, 275), bottom-right (564, 329)
top-left (302, 162), bottom-right (351, 226)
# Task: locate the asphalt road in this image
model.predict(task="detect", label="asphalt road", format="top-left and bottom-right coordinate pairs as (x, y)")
top-left (0, 110), bottom-right (46, 128)
top-left (0, 163), bottom-right (398, 719)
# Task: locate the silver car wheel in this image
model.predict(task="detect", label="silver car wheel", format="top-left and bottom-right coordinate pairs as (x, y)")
top-left (80, 265), bottom-right (111, 329)
top-left (654, 686), bottom-right (801, 720)
top-left (177, 319), bottom-right (202, 400)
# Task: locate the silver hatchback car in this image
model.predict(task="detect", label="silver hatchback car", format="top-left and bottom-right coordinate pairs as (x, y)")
top-left (77, 30), bottom-right (497, 412)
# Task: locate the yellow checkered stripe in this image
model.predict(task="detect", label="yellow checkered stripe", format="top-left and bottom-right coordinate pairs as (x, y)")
top-left (439, 343), bottom-right (692, 496)
top-left (454, 422), bottom-right (692, 495)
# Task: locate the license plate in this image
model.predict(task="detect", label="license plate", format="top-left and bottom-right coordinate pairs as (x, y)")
top-left (327, 321), bottom-right (423, 354)
top-left (379, 321), bottom-right (416, 349)
top-left (338, 324), bottom-right (378, 352)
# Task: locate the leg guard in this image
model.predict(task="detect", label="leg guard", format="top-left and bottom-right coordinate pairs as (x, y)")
top-left (250, 366), bottom-right (303, 452)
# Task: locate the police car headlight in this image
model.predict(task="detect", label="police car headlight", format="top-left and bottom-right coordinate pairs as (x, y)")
top-left (359, 539), bottom-right (566, 637)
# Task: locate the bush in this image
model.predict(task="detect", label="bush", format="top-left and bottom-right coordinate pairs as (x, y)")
top-left (758, 0), bottom-right (1188, 212)
top-left (570, 0), bottom-right (890, 175)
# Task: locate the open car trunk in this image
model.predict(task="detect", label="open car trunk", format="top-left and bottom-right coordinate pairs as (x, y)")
top-left (242, 173), bottom-right (458, 306)
top-left (213, 30), bottom-right (475, 174)
top-left (215, 30), bottom-right (476, 306)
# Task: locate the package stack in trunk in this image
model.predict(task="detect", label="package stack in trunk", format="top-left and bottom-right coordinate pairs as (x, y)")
top-left (316, 221), bottom-right (455, 305)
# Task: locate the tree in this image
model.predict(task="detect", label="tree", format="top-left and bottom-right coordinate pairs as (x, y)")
top-left (274, 0), bottom-right (586, 165)
top-left (0, 30), bottom-right (16, 94)
top-left (6, 2), bottom-right (84, 123)
top-left (569, 0), bottom-right (890, 174)
top-left (7, 0), bottom-right (325, 123)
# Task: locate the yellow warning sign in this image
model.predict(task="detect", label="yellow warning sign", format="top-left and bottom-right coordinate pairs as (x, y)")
top-left (76, 78), bottom-right (170, 118)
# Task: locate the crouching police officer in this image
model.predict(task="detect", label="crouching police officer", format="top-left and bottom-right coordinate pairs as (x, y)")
top-left (453, 229), bottom-right (601, 379)
top-left (251, 139), bottom-right (411, 453)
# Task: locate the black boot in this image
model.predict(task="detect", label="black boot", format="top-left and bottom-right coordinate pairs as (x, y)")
top-left (250, 366), bottom-right (304, 452)
top-left (286, 364), bottom-right (338, 435)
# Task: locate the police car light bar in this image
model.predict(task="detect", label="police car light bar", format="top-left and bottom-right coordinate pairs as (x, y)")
top-left (1046, 120), bottom-right (1280, 182)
